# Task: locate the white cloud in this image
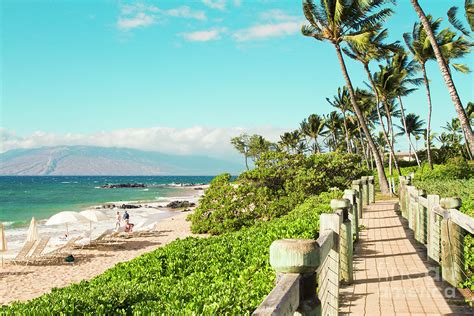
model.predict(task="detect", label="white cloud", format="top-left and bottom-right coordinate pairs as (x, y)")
top-left (182, 28), bottom-right (226, 41)
top-left (0, 126), bottom-right (287, 161)
top-left (233, 21), bottom-right (300, 41)
top-left (260, 9), bottom-right (300, 22)
top-left (203, 0), bottom-right (227, 10)
top-left (232, 9), bottom-right (302, 42)
top-left (116, 3), bottom-right (206, 31)
top-left (164, 6), bottom-right (207, 21)
top-left (117, 12), bottom-right (156, 31)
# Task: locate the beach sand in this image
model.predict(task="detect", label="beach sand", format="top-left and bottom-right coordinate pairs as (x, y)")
top-left (0, 210), bottom-right (202, 305)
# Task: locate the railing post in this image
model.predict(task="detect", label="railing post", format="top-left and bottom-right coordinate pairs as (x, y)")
top-left (319, 213), bottom-right (342, 315)
top-left (440, 198), bottom-right (464, 288)
top-left (361, 176), bottom-right (369, 207)
top-left (351, 180), bottom-right (363, 219)
top-left (416, 189), bottom-right (427, 244)
top-left (343, 189), bottom-right (358, 242)
top-left (398, 176), bottom-right (405, 213)
top-left (368, 176), bottom-right (375, 204)
top-left (407, 185), bottom-right (416, 228)
top-left (401, 176), bottom-right (412, 218)
top-left (331, 199), bottom-right (353, 285)
top-left (427, 194), bottom-right (441, 262)
top-left (268, 239), bottom-right (319, 315)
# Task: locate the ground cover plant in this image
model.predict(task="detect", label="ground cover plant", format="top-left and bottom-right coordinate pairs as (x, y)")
top-left (1, 191), bottom-right (341, 315)
top-left (408, 160), bottom-right (474, 292)
top-left (190, 152), bottom-right (366, 234)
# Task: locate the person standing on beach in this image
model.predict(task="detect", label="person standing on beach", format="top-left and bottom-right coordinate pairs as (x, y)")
top-left (115, 211), bottom-right (121, 231)
top-left (123, 210), bottom-right (130, 223)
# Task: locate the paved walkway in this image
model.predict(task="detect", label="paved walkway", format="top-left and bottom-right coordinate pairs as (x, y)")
top-left (340, 200), bottom-right (472, 315)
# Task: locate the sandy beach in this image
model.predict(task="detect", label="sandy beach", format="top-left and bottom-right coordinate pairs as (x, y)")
top-left (0, 209), bottom-right (203, 305)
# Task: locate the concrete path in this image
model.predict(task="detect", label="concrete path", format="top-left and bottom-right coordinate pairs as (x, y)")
top-left (340, 200), bottom-right (472, 315)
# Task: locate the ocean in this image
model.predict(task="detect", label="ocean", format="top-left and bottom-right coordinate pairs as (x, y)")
top-left (0, 176), bottom-right (214, 257)
top-left (0, 176), bottom-right (213, 227)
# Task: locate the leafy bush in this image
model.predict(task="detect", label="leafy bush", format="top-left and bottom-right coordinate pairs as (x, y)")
top-left (2, 191), bottom-right (341, 315)
top-left (413, 178), bottom-right (474, 217)
top-left (410, 160), bottom-right (473, 293)
top-left (461, 234), bottom-right (474, 293)
top-left (190, 152), bottom-right (366, 234)
top-left (412, 158), bottom-right (473, 181)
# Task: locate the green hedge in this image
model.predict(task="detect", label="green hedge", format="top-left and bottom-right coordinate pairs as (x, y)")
top-left (1, 191), bottom-right (341, 315)
top-left (190, 152), bottom-right (366, 234)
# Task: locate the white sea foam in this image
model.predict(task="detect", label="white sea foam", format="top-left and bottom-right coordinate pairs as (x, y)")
top-left (2, 189), bottom-right (202, 259)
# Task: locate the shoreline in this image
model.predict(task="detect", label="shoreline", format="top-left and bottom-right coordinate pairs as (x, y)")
top-left (2, 185), bottom-right (208, 259)
top-left (0, 185), bottom-right (207, 305)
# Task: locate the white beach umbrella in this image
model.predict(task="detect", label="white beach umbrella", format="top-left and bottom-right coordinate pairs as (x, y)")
top-left (0, 222), bottom-right (7, 267)
top-left (45, 211), bottom-right (88, 234)
top-left (26, 217), bottom-right (39, 242)
top-left (79, 210), bottom-right (109, 241)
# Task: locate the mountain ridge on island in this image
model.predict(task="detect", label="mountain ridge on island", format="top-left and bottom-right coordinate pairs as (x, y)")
top-left (0, 145), bottom-right (244, 176)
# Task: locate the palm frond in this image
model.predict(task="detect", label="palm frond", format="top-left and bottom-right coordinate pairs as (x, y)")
top-left (451, 63), bottom-right (471, 73)
top-left (448, 6), bottom-right (472, 37)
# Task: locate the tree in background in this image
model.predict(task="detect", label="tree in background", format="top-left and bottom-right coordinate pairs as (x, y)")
top-left (448, 0), bottom-right (474, 36)
top-left (300, 114), bottom-right (327, 153)
top-left (409, 0), bottom-right (474, 157)
top-left (326, 87), bottom-right (353, 153)
top-left (343, 27), bottom-right (401, 173)
top-left (397, 113), bottom-right (425, 162)
top-left (248, 134), bottom-right (273, 163)
top-left (301, 0), bottom-right (392, 193)
top-left (231, 134), bottom-right (251, 170)
top-left (324, 111), bottom-right (343, 152)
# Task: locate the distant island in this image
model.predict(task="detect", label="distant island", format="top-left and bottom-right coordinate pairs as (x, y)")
top-left (0, 146), bottom-right (244, 176)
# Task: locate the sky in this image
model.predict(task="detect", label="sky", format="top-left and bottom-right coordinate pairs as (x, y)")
top-left (1, 0), bottom-right (473, 162)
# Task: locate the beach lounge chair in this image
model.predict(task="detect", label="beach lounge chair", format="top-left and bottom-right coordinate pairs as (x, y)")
top-left (11, 241), bottom-right (35, 265)
top-left (30, 237), bottom-right (50, 258)
top-left (73, 229), bottom-right (114, 249)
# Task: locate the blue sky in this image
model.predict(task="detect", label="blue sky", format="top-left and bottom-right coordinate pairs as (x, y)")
top-left (1, 0), bottom-right (473, 160)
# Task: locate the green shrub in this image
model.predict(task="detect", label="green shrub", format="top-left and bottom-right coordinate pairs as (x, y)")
top-left (1, 191), bottom-right (341, 315)
top-left (190, 152), bottom-right (366, 234)
top-left (413, 158), bottom-right (473, 181)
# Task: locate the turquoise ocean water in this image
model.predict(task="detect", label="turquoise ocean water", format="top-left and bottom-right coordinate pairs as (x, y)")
top-left (0, 176), bottom-right (213, 228)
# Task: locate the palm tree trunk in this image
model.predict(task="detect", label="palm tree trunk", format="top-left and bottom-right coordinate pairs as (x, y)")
top-left (363, 64), bottom-right (401, 175)
top-left (381, 98), bottom-right (402, 175)
top-left (334, 44), bottom-right (389, 194)
top-left (398, 95), bottom-right (421, 166)
top-left (410, 0), bottom-right (474, 157)
top-left (341, 111), bottom-right (352, 153)
top-left (421, 63), bottom-right (434, 169)
top-left (357, 121), bottom-right (370, 168)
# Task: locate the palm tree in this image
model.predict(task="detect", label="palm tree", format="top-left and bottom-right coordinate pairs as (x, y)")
top-left (386, 52), bottom-right (423, 166)
top-left (409, 0), bottom-right (474, 157)
top-left (437, 132), bottom-right (451, 148)
top-left (280, 130), bottom-right (303, 154)
top-left (326, 87), bottom-right (353, 153)
top-left (397, 113), bottom-right (425, 162)
top-left (300, 114), bottom-right (327, 153)
top-left (375, 131), bottom-right (388, 165)
top-left (324, 111), bottom-right (343, 152)
top-left (231, 134), bottom-right (251, 170)
top-left (403, 16), bottom-right (440, 169)
top-left (448, 0), bottom-right (474, 36)
top-left (301, 0), bottom-right (392, 193)
top-left (343, 27), bottom-right (401, 172)
top-left (372, 64), bottom-right (405, 175)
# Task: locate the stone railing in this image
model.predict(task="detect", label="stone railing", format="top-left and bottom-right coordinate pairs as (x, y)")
top-left (399, 176), bottom-right (474, 288)
top-left (253, 176), bottom-right (375, 316)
